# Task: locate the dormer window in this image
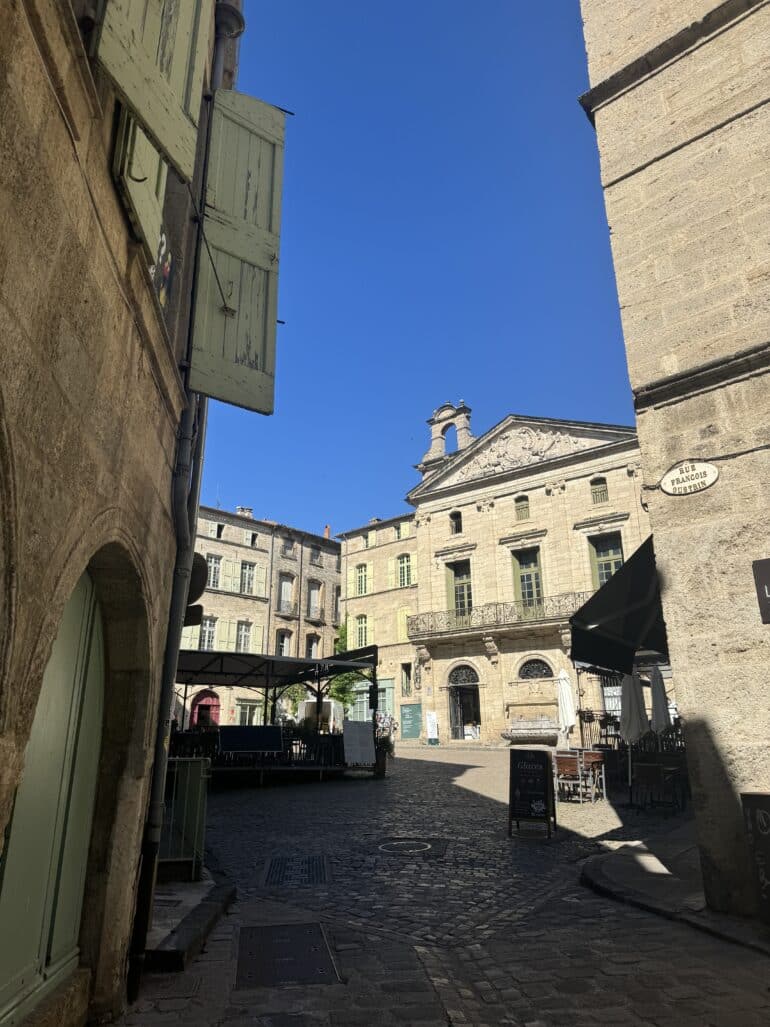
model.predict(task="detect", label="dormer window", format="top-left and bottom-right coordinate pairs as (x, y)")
top-left (591, 476), bottom-right (609, 505)
top-left (449, 510), bottom-right (463, 535)
top-left (515, 495), bottom-right (530, 521)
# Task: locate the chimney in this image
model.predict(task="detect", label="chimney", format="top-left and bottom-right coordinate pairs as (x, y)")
top-left (236, 506), bottom-right (253, 518)
top-left (323, 525), bottom-right (331, 538)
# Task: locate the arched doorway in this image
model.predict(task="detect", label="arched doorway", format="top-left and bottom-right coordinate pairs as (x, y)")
top-left (0, 570), bottom-right (104, 1023)
top-left (190, 689), bottom-right (221, 727)
top-left (448, 664), bottom-right (481, 740)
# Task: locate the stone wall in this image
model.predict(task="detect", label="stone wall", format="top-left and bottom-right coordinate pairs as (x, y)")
top-left (0, 2), bottom-right (187, 1022)
top-left (580, 0), bottom-right (770, 914)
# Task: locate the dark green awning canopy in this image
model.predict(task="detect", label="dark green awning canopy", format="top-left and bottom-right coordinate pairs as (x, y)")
top-left (569, 536), bottom-right (668, 674)
top-left (176, 645), bottom-right (377, 693)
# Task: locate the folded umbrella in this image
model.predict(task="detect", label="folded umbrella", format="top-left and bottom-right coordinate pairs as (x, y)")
top-left (557, 669), bottom-right (577, 742)
top-left (620, 669), bottom-right (650, 804)
top-left (650, 665), bottom-right (672, 734)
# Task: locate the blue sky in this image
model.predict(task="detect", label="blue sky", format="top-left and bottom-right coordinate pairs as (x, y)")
top-left (200, 1), bottom-right (631, 535)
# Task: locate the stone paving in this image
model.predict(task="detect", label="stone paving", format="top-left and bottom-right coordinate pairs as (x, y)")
top-left (119, 748), bottom-right (770, 1026)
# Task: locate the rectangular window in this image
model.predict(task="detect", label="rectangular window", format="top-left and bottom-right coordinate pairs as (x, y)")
top-left (401, 663), bottom-right (412, 697)
top-left (591, 479), bottom-right (609, 505)
top-left (279, 574), bottom-right (294, 613)
top-left (237, 700), bottom-right (261, 726)
top-left (356, 614), bottom-right (368, 648)
top-left (206, 554), bottom-right (221, 589)
top-left (398, 554), bottom-right (412, 588)
top-left (235, 621), bottom-right (251, 653)
top-left (216, 523), bottom-right (225, 539)
top-left (276, 631), bottom-right (291, 656)
top-left (333, 586), bottom-right (341, 624)
top-left (310, 545), bottom-right (322, 566)
top-left (591, 533), bottom-right (624, 587)
top-left (282, 537), bottom-right (295, 557)
top-left (240, 561), bottom-right (255, 594)
top-left (515, 496), bottom-right (530, 521)
top-left (199, 616), bottom-right (216, 650)
top-left (450, 560), bottom-right (472, 616)
top-left (394, 523), bottom-right (402, 541)
top-left (305, 634), bottom-right (319, 659)
top-left (356, 564), bottom-right (368, 596)
top-left (513, 548), bottom-right (543, 608)
top-left (307, 582), bottom-right (322, 619)
top-left (207, 521), bottom-right (218, 537)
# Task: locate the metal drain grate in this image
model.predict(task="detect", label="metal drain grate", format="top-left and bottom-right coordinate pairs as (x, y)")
top-left (235, 923), bottom-right (337, 989)
top-left (264, 855), bottom-right (328, 887)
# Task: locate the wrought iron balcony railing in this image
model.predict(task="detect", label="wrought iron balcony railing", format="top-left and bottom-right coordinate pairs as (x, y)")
top-left (407, 591), bottom-right (593, 639)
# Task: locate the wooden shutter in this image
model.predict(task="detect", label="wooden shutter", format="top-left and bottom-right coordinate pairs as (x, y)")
top-left (387, 558), bottom-right (395, 589)
top-left (410, 555), bottom-right (417, 586)
top-left (367, 530), bottom-right (376, 548)
top-left (255, 564), bottom-right (267, 597)
top-left (96, 0), bottom-right (213, 182)
top-left (252, 623), bottom-right (264, 653)
top-left (366, 562), bottom-right (373, 595)
top-left (221, 559), bottom-right (235, 592)
top-left (401, 520), bottom-right (410, 538)
top-left (189, 90), bottom-right (285, 414)
top-left (445, 564), bottom-right (454, 610)
top-left (367, 616), bottom-right (374, 646)
top-left (346, 565), bottom-right (355, 599)
top-left (589, 538), bottom-right (600, 590)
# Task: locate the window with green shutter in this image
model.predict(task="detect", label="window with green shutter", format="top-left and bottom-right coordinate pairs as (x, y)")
top-left (513, 548), bottom-right (543, 608)
top-left (590, 533), bottom-right (624, 588)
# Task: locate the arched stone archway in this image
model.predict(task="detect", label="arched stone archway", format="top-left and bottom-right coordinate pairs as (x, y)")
top-left (190, 688), bottom-right (221, 727)
top-left (447, 663), bottom-right (481, 740)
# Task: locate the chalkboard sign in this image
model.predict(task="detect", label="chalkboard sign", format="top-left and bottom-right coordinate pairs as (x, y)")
top-left (400, 703), bottom-right (422, 740)
top-left (741, 793), bottom-right (770, 925)
top-left (509, 748), bottom-right (557, 837)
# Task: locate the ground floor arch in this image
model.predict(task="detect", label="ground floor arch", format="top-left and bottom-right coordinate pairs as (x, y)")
top-left (447, 663), bottom-right (481, 740)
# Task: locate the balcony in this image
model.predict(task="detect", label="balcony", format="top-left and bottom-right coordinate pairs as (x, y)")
top-left (276, 600), bottom-right (298, 618)
top-left (306, 605), bottom-right (325, 624)
top-left (407, 591), bottom-right (593, 642)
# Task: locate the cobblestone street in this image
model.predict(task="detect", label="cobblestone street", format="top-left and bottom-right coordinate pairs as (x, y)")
top-left (123, 749), bottom-right (770, 1026)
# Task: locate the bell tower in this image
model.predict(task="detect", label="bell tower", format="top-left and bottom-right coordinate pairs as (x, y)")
top-left (417, 401), bottom-right (473, 478)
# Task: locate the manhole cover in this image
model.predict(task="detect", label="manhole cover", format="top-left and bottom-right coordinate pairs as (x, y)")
top-left (379, 840), bottom-right (432, 854)
top-left (236, 924), bottom-right (337, 989)
top-left (375, 837), bottom-right (449, 859)
top-left (263, 855), bottom-right (328, 887)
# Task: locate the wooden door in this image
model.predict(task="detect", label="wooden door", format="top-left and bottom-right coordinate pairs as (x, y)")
top-left (0, 572), bottom-right (104, 1024)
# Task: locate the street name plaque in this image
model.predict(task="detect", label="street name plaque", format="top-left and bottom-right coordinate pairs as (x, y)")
top-left (508, 748), bottom-right (557, 838)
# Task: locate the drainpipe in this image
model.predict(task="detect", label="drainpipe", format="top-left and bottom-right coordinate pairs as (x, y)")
top-left (127, 3), bottom-right (245, 1000)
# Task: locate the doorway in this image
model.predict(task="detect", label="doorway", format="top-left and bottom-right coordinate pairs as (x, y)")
top-left (0, 570), bottom-right (104, 1023)
top-left (447, 664), bottom-right (481, 740)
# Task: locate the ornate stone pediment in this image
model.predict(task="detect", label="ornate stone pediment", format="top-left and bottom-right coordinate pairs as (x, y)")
top-left (408, 416), bottom-right (637, 500)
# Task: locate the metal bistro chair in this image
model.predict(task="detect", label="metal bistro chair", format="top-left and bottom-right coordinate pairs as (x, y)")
top-left (556, 751), bottom-right (586, 803)
top-left (581, 750), bottom-right (607, 802)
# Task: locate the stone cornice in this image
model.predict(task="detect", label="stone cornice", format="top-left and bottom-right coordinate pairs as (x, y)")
top-left (434, 541), bottom-right (477, 561)
top-left (573, 511), bottom-right (630, 534)
top-left (499, 528), bottom-right (548, 548)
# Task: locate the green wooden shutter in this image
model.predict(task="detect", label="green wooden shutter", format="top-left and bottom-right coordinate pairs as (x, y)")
top-left (445, 564), bottom-right (454, 610)
top-left (189, 90), bottom-right (285, 414)
top-left (96, 0), bottom-right (214, 182)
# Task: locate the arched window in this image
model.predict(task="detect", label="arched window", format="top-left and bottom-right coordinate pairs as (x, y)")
top-left (397, 553), bottom-right (412, 587)
top-left (276, 630), bottom-right (292, 656)
top-left (518, 658), bottom-right (553, 680)
top-left (591, 476), bottom-right (609, 505)
top-left (449, 510), bottom-right (463, 535)
top-left (515, 495), bottom-right (530, 521)
top-left (448, 664), bottom-right (479, 685)
top-left (443, 423), bottom-right (458, 453)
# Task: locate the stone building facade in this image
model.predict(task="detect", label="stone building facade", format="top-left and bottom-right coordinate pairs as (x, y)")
top-left (0, 2), bottom-right (266, 1024)
top-left (178, 506), bottom-right (341, 726)
top-left (342, 404), bottom-right (654, 744)
top-left (579, 0), bottom-right (770, 916)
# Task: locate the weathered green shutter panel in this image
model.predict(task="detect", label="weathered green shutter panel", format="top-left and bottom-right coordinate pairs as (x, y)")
top-left (189, 90), bottom-right (285, 414)
top-left (445, 565), bottom-right (454, 610)
top-left (97, 0), bottom-right (214, 182)
top-left (589, 539), bottom-right (600, 590)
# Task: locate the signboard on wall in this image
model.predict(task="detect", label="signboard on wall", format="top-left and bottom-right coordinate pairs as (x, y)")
top-left (660, 461), bottom-right (718, 496)
top-left (400, 704), bottom-right (422, 740)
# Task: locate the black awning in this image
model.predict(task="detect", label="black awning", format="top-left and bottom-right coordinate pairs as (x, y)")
top-left (176, 645), bottom-right (377, 694)
top-left (569, 536), bottom-right (668, 674)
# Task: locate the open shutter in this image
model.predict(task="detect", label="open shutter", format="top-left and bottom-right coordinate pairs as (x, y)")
top-left (346, 565), bottom-right (355, 600)
top-left (367, 530), bottom-right (376, 548)
top-left (97, 0), bottom-right (213, 182)
top-left (227, 620), bottom-right (238, 652)
top-left (366, 562), bottom-right (373, 595)
top-left (255, 564), bottom-right (267, 597)
top-left (410, 555), bottom-right (417, 586)
top-left (189, 90), bottom-right (285, 414)
top-left (221, 559), bottom-right (235, 592)
top-left (401, 520), bottom-right (411, 538)
top-left (367, 617), bottom-right (374, 646)
top-left (445, 565), bottom-right (454, 611)
top-left (252, 623), bottom-right (264, 653)
top-left (387, 558), bottom-right (395, 589)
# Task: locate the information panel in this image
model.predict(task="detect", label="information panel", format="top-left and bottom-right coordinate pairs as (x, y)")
top-left (400, 704), bottom-right (422, 740)
top-left (508, 748), bottom-right (557, 837)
